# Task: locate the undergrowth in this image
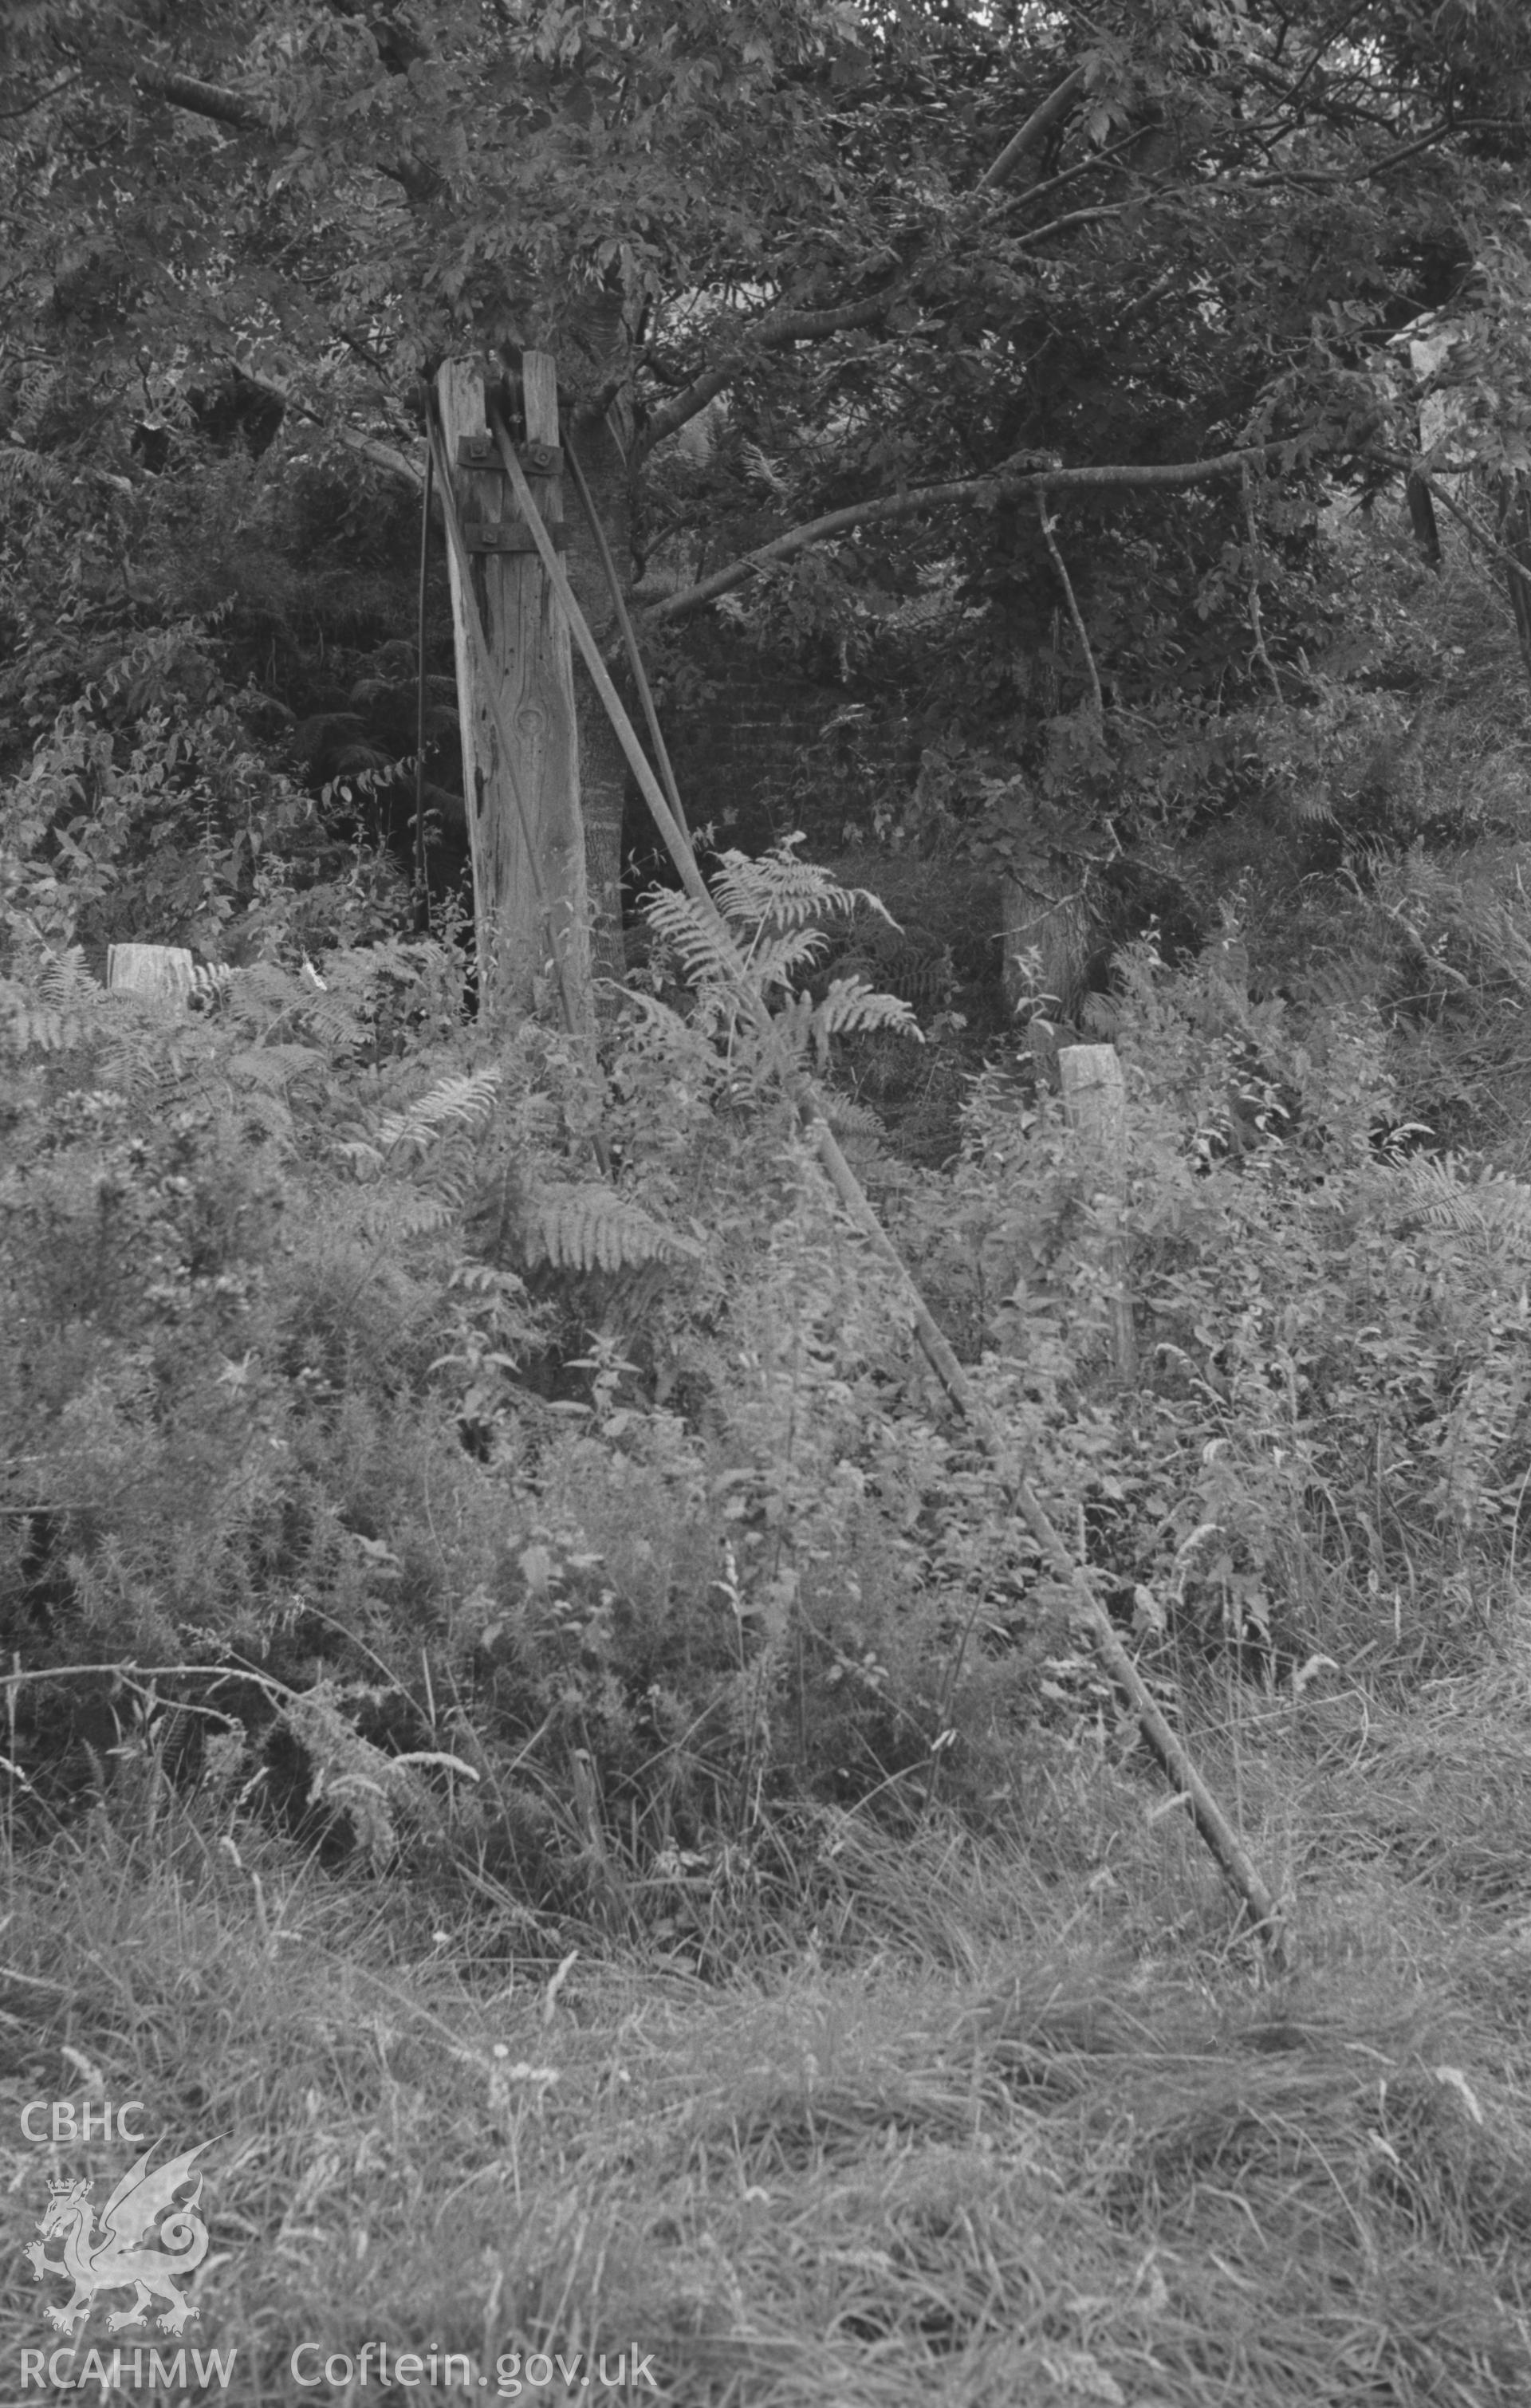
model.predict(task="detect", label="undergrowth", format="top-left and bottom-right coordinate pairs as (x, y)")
top-left (4, 1756), bottom-right (1531, 2405)
top-left (6, 502), bottom-right (1531, 2406)
top-left (5, 778), bottom-right (1531, 1946)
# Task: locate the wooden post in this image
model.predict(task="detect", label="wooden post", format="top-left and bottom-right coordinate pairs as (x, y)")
top-left (1059, 1042), bottom-right (1137, 1387)
top-left (106, 944), bottom-right (193, 1004)
top-left (436, 356), bottom-right (593, 1029)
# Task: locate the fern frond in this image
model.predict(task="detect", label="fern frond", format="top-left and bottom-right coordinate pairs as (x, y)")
top-left (30, 950), bottom-right (100, 1009)
top-left (708, 840), bottom-right (883, 934)
top-left (741, 439), bottom-right (789, 496)
top-left (1393, 1154), bottom-right (1531, 1239)
top-left (336, 1135), bottom-right (386, 1176)
top-left (641, 890), bottom-right (747, 991)
top-left (226, 963), bottom-right (368, 1055)
top-left (226, 1043), bottom-right (326, 1090)
top-left (527, 1183), bottom-right (702, 1273)
top-left (811, 978), bottom-right (923, 1053)
top-left (451, 1262), bottom-right (529, 1300)
top-left (819, 1095), bottom-right (888, 1141)
top-left (372, 1069), bottom-right (502, 1159)
top-left (0, 444), bottom-right (63, 494)
top-left (230, 961), bottom-right (308, 1015)
top-left (191, 961), bottom-right (233, 1009)
top-left (228, 1088), bottom-right (296, 1149)
top-left (1297, 956), bottom-right (1385, 1015)
top-left (2, 997), bottom-right (93, 1054)
top-left (355, 1182), bottom-right (459, 1241)
top-left (1079, 990), bottom-right (1123, 1037)
top-left (642, 845), bottom-right (899, 1005)
top-left (1290, 782), bottom-right (1339, 824)
top-left (750, 928), bottom-right (834, 993)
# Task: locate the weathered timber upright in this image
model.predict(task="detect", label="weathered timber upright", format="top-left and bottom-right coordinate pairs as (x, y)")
top-left (436, 356), bottom-right (593, 1029)
top-left (106, 943), bottom-right (194, 1004)
top-left (1058, 1042), bottom-right (1138, 1388)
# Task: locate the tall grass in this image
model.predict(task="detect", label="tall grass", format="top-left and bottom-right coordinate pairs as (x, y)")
top-left (5, 1689), bottom-right (1531, 2405)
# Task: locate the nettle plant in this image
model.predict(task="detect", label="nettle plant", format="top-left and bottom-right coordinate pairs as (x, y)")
top-left (1, 622), bottom-right (320, 967)
top-left (916, 937), bottom-right (1531, 1697)
top-left (0, 834), bottom-right (1054, 1906)
top-left (7, 791), bottom-right (1528, 1913)
top-left (435, 848), bottom-right (1034, 1887)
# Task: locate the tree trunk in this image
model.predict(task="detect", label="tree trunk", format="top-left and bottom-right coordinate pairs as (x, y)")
top-left (560, 296), bottom-right (637, 993)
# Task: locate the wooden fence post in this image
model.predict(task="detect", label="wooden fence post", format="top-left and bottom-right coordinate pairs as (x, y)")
top-left (1059, 1042), bottom-right (1137, 1387)
top-left (436, 356), bottom-right (593, 1030)
top-left (106, 944), bottom-right (193, 1005)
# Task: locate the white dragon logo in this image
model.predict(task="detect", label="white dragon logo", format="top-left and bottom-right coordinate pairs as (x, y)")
top-left (26, 2144), bottom-right (212, 2336)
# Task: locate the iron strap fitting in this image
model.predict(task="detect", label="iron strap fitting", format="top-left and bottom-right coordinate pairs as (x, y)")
top-left (462, 519), bottom-right (569, 554)
top-left (456, 435), bottom-right (564, 474)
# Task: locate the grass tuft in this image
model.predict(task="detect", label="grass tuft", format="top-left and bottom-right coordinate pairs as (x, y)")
top-left (6, 1726), bottom-right (1530, 2403)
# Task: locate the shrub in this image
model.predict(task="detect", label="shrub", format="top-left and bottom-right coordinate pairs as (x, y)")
top-left (6, 811), bottom-right (1529, 1936)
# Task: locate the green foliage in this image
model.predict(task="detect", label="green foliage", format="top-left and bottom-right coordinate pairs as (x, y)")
top-left (9, 0), bottom-right (1529, 903)
top-left (1, 622), bottom-right (324, 964)
top-left (640, 836), bottom-right (922, 1072)
top-left (0, 788), bottom-right (1025, 1917)
top-left (899, 938), bottom-right (1531, 1698)
top-left (524, 1183), bottom-right (701, 1275)
top-left (8, 768), bottom-right (1531, 1946)
top-left (6, 0), bottom-right (1531, 1947)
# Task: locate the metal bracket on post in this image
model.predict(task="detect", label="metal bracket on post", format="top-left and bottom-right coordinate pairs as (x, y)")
top-left (462, 518), bottom-right (568, 555)
top-left (456, 435), bottom-right (564, 475)
top-left (458, 431), bottom-right (569, 550)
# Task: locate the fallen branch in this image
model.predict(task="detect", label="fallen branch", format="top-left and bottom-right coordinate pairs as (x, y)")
top-left (1399, 462), bottom-right (1531, 604)
top-left (1037, 491), bottom-right (1104, 722)
top-left (491, 399), bottom-right (1293, 1972)
top-left (1242, 464), bottom-right (1285, 702)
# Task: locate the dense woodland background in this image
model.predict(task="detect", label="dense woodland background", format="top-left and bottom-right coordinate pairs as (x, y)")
top-left (7, 8), bottom-right (1531, 2402)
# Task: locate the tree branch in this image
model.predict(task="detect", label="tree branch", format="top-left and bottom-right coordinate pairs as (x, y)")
top-left (637, 282), bottom-right (910, 460)
top-left (1234, 116), bottom-right (1509, 192)
top-left (132, 61), bottom-right (437, 197)
top-left (635, 99), bottom-right (1166, 462)
top-left (979, 65), bottom-right (1087, 191)
top-left (641, 435), bottom-right (1317, 625)
top-left (224, 359), bottom-right (427, 492)
top-left (0, 73), bottom-right (82, 122)
top-left (1010, 199), bottom-right (1137, 249)
top-left (338, 428), bottom-right (426, 489)
top-left (133, 65), bottom-right (267, 133)
top-left (638, 175), bottom-right (1150, 465)
top-left (633, 67), bottom-right (1096, 459)
top-left (986, 127), bottom-right (1145, 226)
top-left (633, 95), bottom-right (1505, 465)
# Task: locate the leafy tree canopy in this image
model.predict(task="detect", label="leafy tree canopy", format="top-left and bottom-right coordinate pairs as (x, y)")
top-left (3, 1), bottom-right (1530, 851)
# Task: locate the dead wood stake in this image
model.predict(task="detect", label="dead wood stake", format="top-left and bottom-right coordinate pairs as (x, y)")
top-left (485, 403), bottom-right (1293, 1972)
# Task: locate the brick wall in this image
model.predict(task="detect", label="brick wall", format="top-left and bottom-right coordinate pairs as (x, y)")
top-left (656, 628), bottom-right (919, 855)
